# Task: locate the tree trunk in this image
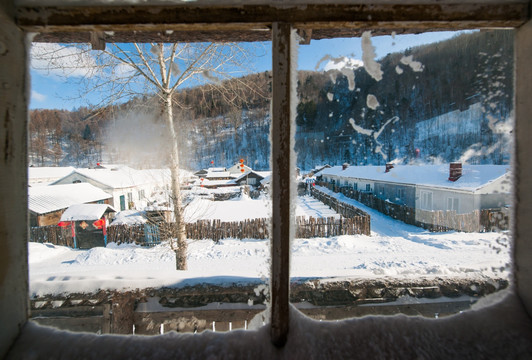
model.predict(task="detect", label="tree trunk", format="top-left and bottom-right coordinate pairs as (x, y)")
top-left (163, 92), bottom-right (188, 270)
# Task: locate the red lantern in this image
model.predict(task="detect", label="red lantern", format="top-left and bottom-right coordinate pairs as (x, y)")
top-left (239, 158), bottom-right (244, 163)
top-left (241, 168), bottom-right (245, 173)
top-left (93, 218), bottom-right (105, 229)
top-left (240, 164), bottom-right (244, 168)
top-left (211, 160), bottom-right (214, 164)
top-left (200, 178), bottom-right (204, 181)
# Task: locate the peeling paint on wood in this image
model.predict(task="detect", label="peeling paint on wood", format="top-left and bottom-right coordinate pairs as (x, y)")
top-left (17, 3), bottom-right (529, 43)
top-left (3, 109), bottom-right (12, 163)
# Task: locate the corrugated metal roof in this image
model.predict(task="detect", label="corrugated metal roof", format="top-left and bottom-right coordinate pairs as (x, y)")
top-left (28, 183), bottom-right (112, 215)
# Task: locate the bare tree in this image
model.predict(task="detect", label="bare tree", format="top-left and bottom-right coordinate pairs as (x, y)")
top-left (31, 41), bottom-right (265, 269)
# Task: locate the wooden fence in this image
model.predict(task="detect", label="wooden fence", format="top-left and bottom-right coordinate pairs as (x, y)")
top-left (295, 216), bottom-right (370, 238)
top-left (316, 181), bottom-right (509, 233)
top-left (30, 210), bottom-right (371, 246)
top-left (29, 226), bottom-right (75, 247)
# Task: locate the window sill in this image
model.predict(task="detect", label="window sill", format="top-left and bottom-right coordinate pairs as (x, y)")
top-left (8, 291), bottom-right (532, 359)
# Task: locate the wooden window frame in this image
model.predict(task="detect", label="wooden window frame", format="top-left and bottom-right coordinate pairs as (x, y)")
top-left (1, 0), bottom-right (532, 354)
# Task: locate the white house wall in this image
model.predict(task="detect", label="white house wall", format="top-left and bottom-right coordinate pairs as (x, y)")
top-left (416, 186), bottom-right (477, 214)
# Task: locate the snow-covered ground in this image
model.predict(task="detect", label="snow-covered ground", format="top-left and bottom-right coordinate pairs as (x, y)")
top-left (28, 194), bottom-right (510, 297)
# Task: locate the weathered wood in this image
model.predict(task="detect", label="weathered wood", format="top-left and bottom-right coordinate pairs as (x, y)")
top-left (17, 2), bottom-right (529, 44)
top-left (270, 22), bottom-right (294, 348)
top-left (30, 317), bottom-right (104, 333)
top-left (102, 303), bottom-right (111, 334)
top-left (515, 18), bottom-right (532, 318)
top-left (110, 292), bottom-right (135, 334)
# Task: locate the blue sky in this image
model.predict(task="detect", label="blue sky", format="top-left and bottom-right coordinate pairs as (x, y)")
top-left (30, 31), bottom-right (464, 111)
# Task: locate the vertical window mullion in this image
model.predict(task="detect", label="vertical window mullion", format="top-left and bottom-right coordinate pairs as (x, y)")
top-left (270, 22), bottom-right (296, 347)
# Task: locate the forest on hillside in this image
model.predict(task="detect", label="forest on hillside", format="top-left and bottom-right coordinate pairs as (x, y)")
top-left (29, 30), bottom-right (513, 171)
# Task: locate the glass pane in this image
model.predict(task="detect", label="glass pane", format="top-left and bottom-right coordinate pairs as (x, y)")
top-left (28, 40), bottom-right (272, 334)
top-left (294, 30), bottom-right (513, 319)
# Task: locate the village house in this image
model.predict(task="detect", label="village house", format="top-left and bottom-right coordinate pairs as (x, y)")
top-left (318, 163), bottom-right (511, 216)
top-left (51, 165), bottom-right (170, 211)
top-left (194, 163), bottom-right (267, 189)
top-left (234, 170), bottom-right (268, 187)
top-left (196, 167), bottom-right (237, 188)
top-left (28, 183), bottom-right (112, 227)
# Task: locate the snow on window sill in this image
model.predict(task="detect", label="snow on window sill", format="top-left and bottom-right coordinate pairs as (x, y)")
top-left (7, 291), bottom-right (532, 358)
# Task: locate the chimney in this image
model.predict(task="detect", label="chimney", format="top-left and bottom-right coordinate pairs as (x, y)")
top-left (342, 163), bottom-right (349, 170)
top-left (449, 162), bottom-right (462, 182)
top-left (385, 163), bottom-right (394, 173)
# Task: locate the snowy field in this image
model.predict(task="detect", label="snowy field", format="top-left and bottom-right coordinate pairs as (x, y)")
top-left (28, 194), bottom-right (510, 297)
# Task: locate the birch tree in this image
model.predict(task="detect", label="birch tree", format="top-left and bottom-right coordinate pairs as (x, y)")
top-left (32, 41), bottom-right (262, 270)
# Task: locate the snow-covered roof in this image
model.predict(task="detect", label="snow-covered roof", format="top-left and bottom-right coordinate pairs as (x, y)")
top-left (110, 210), bottom-right (147, 226)
top-left (198, 179), bottom-right (238, 187)
top-left (28, 183), bottom-right (112, 215)
top-left (260, 175), bottom-right (271, 186)
top-left (234, 170), bottom-right (267, 182)
top-left (56, 167), bottom-right (151, 189)
top-left (228, 163), bottom-right (253, 174)
top-left (205, 170), bottom-right (234, 179)
top-left (320, 164), bottom-right (510, 192)
top-left (94, 163), bottom-right (127, 170)
top-left (28, 167), bottom-right (75, 185)
top-left (60, 204), bottom-right (116, 222)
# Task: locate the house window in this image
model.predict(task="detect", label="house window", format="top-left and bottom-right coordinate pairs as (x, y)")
top-left (365, 184), bottom-right (371, 192)
top-left (397, 188), bottom-right (406, 200)
top-left (420, 191), bottom-right (433, 211)
top-left (353, 183), bottom-right (358, 191)
top-left (119, 195), bottom-right (126, 211)
top-left (447, 197), bottom-right (459, 212)
top-left (138, 190), bottom-right (145, 199)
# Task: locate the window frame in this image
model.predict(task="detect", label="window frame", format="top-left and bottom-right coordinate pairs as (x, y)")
top-left (420, 190), bottom-right (434, 211)
top-left (447, 196), bottom-right (459, 212)
top-left (2, 0), bottom-right (532, 355)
